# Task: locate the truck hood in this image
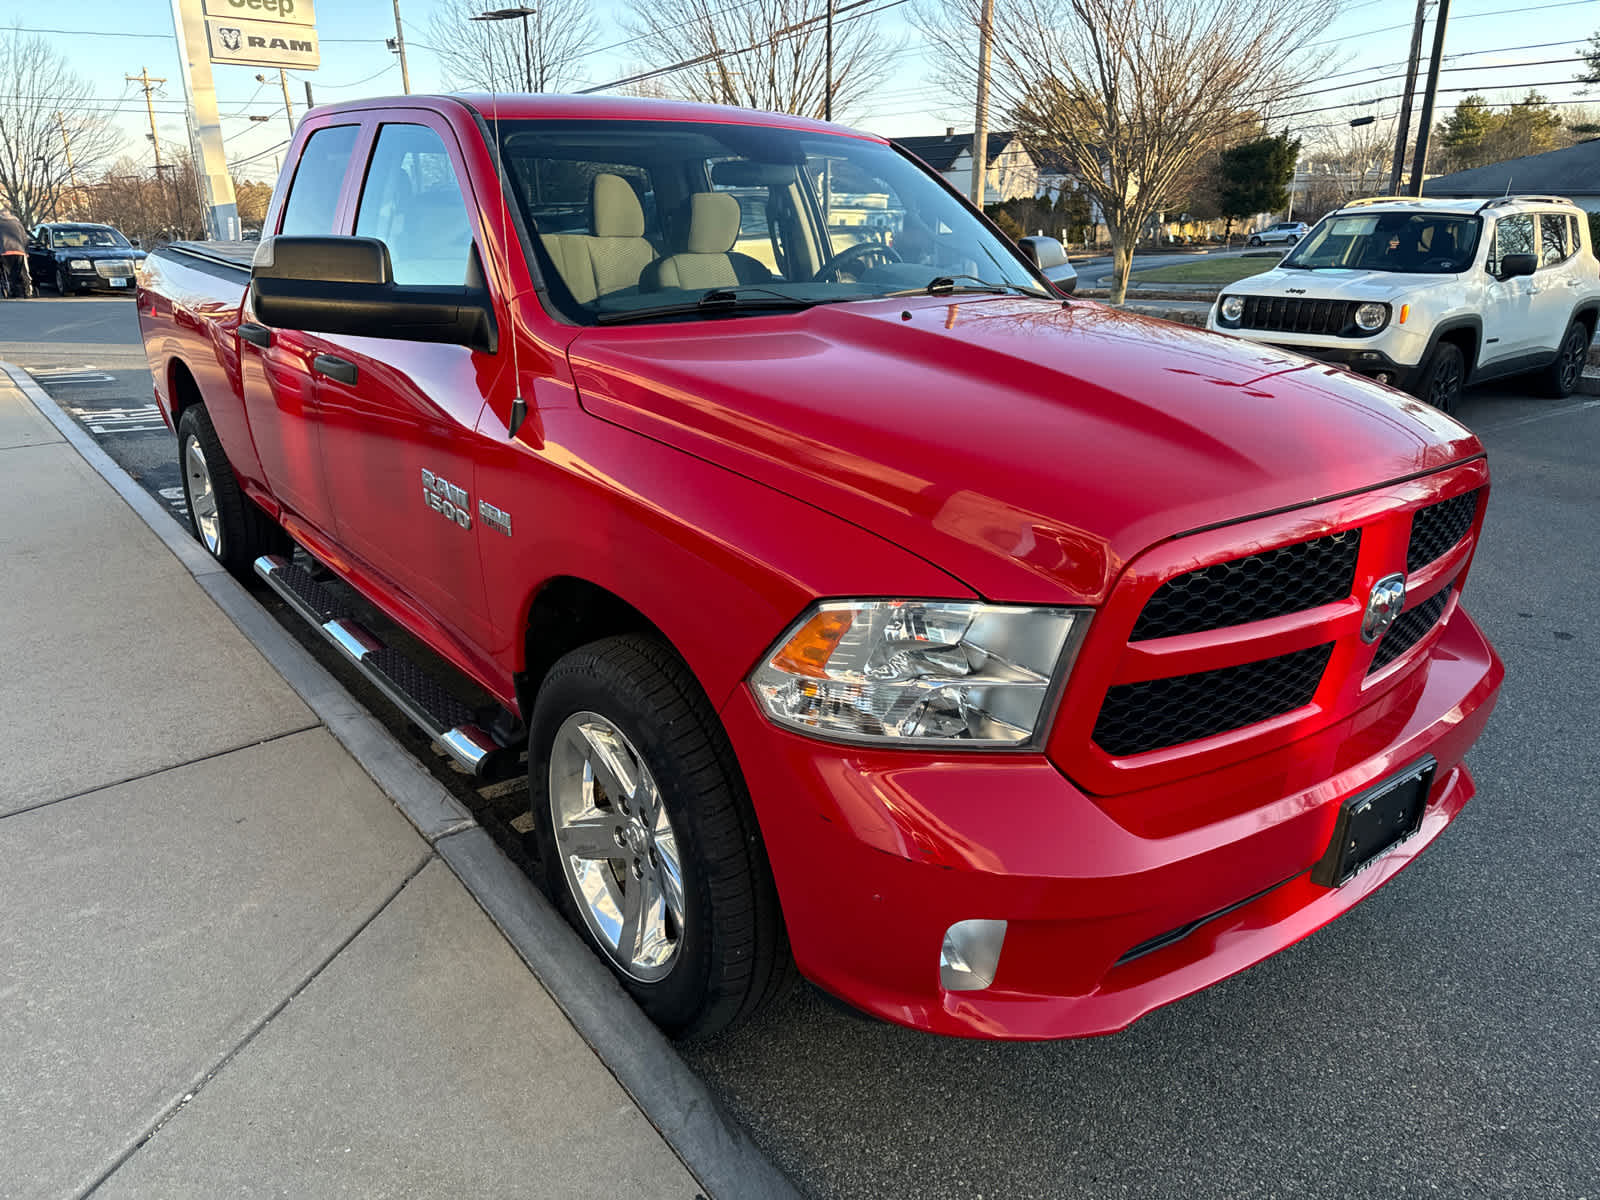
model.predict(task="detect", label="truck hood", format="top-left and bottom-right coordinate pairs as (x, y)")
top-left (566, 297), bottom-right (1481, 605)
top-left (1225, 267), bottom-right (1459, 300)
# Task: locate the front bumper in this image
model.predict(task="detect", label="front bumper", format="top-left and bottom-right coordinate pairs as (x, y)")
top-left (62, 264), bottom-right (136, 293)
top-left (722, 605), bottom-right (1502, 1040)
top-left (1267, 343), bottom-right (1424, 390)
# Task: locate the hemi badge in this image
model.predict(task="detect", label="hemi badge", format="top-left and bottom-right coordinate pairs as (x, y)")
top-left (479, 500), bottom-right (513, 537)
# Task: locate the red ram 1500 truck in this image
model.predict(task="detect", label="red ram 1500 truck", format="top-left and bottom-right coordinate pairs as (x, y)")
top-left (137, 95), bottom-right (1503, 1040)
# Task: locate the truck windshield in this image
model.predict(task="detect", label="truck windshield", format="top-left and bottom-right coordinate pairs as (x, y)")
top-left (494, 118), bottom-right (1048, 323)
top-left (1281, 211), bottom-right (1481, 274)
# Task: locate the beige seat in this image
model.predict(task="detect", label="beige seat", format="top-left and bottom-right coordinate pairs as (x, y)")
top-left (642, 192), bottom-right (771, 291)
top-left (539, 173), bottom-right (655, 303)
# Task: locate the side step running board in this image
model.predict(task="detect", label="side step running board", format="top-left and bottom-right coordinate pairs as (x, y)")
top-left (254, 554), bottom-right (513, 779)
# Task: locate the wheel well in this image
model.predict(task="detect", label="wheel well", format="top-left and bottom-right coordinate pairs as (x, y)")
top-left (1573, 306), bottom-right (1598, 343)
top-left (515, 577), bottom-right (662, 718)
top-left (1437, 325), bottom-right (1479, 375)
top-left (167, 358), bottom-right (202, 422)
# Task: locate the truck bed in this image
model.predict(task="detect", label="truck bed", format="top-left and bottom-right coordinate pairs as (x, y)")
top-left (161, 240), bottom-right (256, 276)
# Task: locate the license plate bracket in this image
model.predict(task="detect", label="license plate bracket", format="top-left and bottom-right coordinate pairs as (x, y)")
top-left (1312, 757), bottom-right (1436, 887)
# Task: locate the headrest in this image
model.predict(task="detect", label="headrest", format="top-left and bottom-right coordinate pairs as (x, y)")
top-left (684, 192), bottom-right (741, 254)
top-left (592, 173), bottom-right (644, 239)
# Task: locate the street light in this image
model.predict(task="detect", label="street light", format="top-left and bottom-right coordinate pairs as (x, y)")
top-left (471, 6), bottom-right (536, 93)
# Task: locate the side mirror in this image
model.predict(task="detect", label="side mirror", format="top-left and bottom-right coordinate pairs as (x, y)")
top-left (250, 235), bottom-right (498, 353)
top-left (1497, 252), bottom-right (1536, 280)
top-left (1018, 235), bottom-right (1069, 270)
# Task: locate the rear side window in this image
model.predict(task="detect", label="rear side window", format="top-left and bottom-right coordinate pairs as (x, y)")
top-left (1487, 214), bottom-right (1534, 275)
top-left (355, 123), bottom-right (475, 287)
top-left (279, 124), bottom-right (359, 236)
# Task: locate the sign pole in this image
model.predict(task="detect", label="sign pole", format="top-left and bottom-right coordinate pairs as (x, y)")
top-left (171, 0), bottom-right (238, 240)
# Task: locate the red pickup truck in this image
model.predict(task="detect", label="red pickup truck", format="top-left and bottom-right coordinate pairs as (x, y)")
top-left (138, 94), bottom-right (1503, 1040)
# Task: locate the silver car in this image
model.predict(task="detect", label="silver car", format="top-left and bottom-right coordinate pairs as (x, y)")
top-left (1247, 221), bottom-right (1309, 246)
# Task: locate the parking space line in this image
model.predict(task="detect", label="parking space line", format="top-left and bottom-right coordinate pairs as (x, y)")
top-left (1477, 398), bottom-right (1600, 433)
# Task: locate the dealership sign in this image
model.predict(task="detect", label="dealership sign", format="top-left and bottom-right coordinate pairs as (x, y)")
top-left (202, 0), bottom-right (320, 69)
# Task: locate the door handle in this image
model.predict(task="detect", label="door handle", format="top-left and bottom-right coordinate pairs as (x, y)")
top-left (239, 322), bottom-right (271, 348)
top-left (312, 354), bottom-right (358, 385)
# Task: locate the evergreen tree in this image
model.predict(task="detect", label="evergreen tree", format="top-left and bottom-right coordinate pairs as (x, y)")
top-left (1216, 133), bottom-right (1299, 242)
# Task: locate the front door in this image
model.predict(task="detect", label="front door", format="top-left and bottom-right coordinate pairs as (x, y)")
top-left (311, 114), bottom-right (498, 660)
top-left (1479, 212), bottom-right (1539, 367)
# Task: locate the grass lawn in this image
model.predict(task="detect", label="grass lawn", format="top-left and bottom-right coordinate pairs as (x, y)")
top-left (1131, 256), bottom-right (1283, 285)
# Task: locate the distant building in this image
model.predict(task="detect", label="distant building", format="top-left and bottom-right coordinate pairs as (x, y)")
top-left (1422, 139), bottom-right (1600, 213)
top-left (892, 129), bottom-right (1041, 204)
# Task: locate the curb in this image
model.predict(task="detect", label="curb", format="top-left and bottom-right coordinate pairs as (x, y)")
top-left (3, 361), bottom-right (798, 1200)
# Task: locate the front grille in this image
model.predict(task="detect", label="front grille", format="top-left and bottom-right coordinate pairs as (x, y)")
top-left (1240, 296), bottom-right (1356, 335)
top-left (1407, 490), bottom-right (1479, 573)
top-left (1092, 643), bottom-right (1333, 757)
top-left (1132, 530), bottom-right (1360, 641)
top-left (1370, 586), bottom-right (1452, 673)
top-left (94, 259), bottom-right (134, 279)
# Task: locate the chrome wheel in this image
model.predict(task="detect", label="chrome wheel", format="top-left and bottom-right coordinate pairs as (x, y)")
top-left (548, 711), bottom-right (685, 982)
top-left (183, 433), bottom-right (222, 555)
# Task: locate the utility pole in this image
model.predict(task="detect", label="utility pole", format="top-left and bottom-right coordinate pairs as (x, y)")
top-left (970, 0), bottom-right (994, 208)
top-left (277, 69), bottom-right (295, 136)
top-left (391, 0), bottom-right (412, 94)
top-left (1408, 0), bottom-right (1451, 195)
top-left (127, 69), bottom-right (166, 169)
top-left (824, 0), bottom-right (834, 121)
top-left (55, 113), bottom-right (79, 215)
top-left (304, 81), bottom-right (315, 110)
top-left (1388, 0), bottom-right (1428, 194)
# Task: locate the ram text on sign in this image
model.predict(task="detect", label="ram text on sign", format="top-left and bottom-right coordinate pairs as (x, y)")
top-left (201, 0), bottom-right (316, 28)
top-left (205, 16), bottom-right (321, 69)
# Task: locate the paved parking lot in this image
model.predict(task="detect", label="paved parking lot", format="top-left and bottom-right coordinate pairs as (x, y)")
top-left (5, 295), bottom-right (1596, 1198)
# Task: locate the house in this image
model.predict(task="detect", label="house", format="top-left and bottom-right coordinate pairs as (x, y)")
top-left (1422, 138), bottom-right (1600, 213)
top-left (892, 129), bottom-right (1040, 205)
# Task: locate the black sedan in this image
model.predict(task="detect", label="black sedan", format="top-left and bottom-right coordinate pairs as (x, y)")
top-left (27, 223), bottom-right (147, 295)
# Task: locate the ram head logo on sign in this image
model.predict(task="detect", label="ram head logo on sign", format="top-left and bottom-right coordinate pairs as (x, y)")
top-left (218, 25), bottom-right (242, 50)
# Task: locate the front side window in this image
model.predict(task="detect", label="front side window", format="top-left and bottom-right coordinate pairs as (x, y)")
top-left (279, 124), bottom-right (359, 237)
top-left (1539, 213), bottom-right (1572, 267)
top-left (1487, 214), bottom-right (1535, 275)
top-left (354, 123), bottom-right (475, 286)
top-left (497, 119), bottom-right (1048, 324)
top-left (1282, 212), bottom-right (1481, 274)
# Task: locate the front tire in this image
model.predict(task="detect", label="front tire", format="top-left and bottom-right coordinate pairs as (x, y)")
top-left (176, 404), bottom-right (291, 578)
top-left (1535, 320), bottom-right (1589, 398)
top-left (1415, 341), bottom-right (1466, 415)
top-left (55, 266), bottom-right (70, 295)
top-left (527, 634), bottom-right (794, 1038)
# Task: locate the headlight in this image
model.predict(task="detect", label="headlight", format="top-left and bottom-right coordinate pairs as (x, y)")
top-left (70, 258), bottom-right (92, 270)
top-left (1353, 302), bottom-right (1389, 331)
top-left (1220, 295), bottom-right (1245, 322)
top-left (750, 600), bottom-right (1084, 746)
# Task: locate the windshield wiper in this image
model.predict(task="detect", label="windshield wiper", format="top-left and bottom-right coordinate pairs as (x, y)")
top-left (595, 287), bottom-right (820, 325)
top-left (885, 274), bottom-right (1053, 299)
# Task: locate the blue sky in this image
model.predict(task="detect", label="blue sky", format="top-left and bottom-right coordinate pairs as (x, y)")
top-left (3, 0), bottom-right (1596, 182)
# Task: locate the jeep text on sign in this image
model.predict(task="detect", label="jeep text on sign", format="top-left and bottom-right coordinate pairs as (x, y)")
top-left (201, 0), bottom-right (316, 29)
top-left (205, 15), bottom-right (321, 68)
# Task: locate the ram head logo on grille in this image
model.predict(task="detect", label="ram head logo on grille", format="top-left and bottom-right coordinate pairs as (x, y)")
top-left (1362, 574), bottom-right (1407, 644)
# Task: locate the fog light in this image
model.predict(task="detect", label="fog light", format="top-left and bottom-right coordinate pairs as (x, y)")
top-left (939, 919), bottom-right (1007, 991)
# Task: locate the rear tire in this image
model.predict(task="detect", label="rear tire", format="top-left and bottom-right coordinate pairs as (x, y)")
top-left (176, 403), bottom-right (292, 579)
top-left (1415, 341), bottom-right (1465, 415)
top-left (1248, 236), bottom-right (1262, 247)
top-left (1287, 234), bottom-right (1299, 244)
top-left (1534, 320), bottom-right (1589, 398)
top-left (527, 634), bottom-right (795, 1039)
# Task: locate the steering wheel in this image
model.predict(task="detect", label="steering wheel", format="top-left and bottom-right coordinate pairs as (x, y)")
top-left (812, 240), bottom-right (902, 282)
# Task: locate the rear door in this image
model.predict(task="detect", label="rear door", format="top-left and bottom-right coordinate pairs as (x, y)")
top-left (311, 113), bottom-right (497, 653)
top-left (240, 119), bottom-right (363, 534)
top-left (1529, 211), bottom-right (1585, 353)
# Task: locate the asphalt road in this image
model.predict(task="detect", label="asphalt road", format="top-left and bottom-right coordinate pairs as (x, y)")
top-left (4, 294), bottom-right (1597, 1199)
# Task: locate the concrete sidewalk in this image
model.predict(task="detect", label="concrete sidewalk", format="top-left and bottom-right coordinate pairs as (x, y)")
top-left (0, 369), bottom-right (724, 1198)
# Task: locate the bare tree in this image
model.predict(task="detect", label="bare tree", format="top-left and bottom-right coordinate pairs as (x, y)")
top-left (426, 0), bottom-right (597, 93)
top-left (622, 0), bottom-right (899, 120)
top-left (920, 0), bottom-right (1341, 302)
top-left (1301, 107), bottom-right (1395, 206)
top-left (87, 155), bottom-right (204, 246)
top-left (0, 28), bottom-right (122, 226)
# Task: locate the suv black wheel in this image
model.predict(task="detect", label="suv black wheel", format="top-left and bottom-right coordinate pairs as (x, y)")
top-left (176, 404), bottom-right (292, 578)
top-left (527, 634), bottom-right (794, 1038)
top-left (1417, 342), bottom-right (1465, 415)
top-left (1535, 320), bottom-right (1590, 398)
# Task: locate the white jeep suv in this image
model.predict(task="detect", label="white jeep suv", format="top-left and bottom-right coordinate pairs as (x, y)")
top-left (1208, 195), bottom-right (1600, 413)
